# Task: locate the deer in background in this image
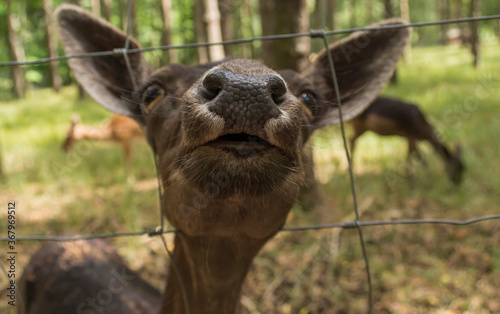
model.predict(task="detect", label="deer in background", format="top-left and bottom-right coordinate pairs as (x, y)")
top-left (62, 114), bottom-right (144, 166)
top-left (349, 97), bottom-right (465, 185)
top-left (19, 4), bottom-right (409, 314)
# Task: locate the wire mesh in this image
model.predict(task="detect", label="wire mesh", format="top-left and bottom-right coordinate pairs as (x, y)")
top-left (1, 1), bottom-right (500, 313)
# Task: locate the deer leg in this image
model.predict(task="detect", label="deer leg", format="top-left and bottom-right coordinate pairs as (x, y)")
top-left (405, 138), bottom-right (417, 180)
top-left (408, 138), bottom-right (427, 167)
top-left (121, 142), bottom-right (136, 185)
top-left (349, 129), bottom-right (364, 166)
top-left (122, 142), bottom-right (132, 168)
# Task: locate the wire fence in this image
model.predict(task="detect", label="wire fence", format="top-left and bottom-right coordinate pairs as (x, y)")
top-left (1, 1), bottom-right (500, 313)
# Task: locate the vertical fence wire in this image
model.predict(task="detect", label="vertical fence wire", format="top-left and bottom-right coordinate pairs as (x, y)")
top-left (317, 1), bottom-right (373, 311)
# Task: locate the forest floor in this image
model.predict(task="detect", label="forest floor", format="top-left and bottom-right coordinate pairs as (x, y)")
top-left (1, 42), bottom-right (500, 313)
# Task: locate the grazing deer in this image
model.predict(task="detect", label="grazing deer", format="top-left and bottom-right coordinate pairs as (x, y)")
top-left (349, 97), bottom-right (465, 184)
top-left (62, 114), bottom-right (144, 166)
top-left (19, 4), bottom-right (409, 314)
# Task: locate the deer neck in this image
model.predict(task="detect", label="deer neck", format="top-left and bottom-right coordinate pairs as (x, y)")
top-left (159, 233), bottom-right (270, 314)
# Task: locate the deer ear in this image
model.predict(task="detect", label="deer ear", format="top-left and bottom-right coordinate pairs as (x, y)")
top-left (55, 4), bottom-right (151, 125)
top-left (310, 19), bottom-right (409, 127)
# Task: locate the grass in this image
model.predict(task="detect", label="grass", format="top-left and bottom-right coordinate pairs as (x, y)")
top-left (1, 42), bottom-right (500, 313)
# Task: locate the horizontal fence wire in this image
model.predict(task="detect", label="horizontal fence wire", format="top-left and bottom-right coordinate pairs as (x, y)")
top-left (1, 15), bottom-right (500, 67)
top-left (2, 214), bottom-right (500, 242)
top-left (2, 3), bottom-right (500, 314)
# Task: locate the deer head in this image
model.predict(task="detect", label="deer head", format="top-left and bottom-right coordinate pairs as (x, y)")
top-left (54, 4), bottom-right (409, 313)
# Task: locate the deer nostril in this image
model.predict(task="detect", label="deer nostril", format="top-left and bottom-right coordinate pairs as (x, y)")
top-left (268, 76), bottom-right (287, 105)
top-left (201, 70), bottom-right (225, 100)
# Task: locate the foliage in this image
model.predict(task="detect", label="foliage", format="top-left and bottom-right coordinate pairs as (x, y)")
top-left (2, 0), bottom-right (500, 99)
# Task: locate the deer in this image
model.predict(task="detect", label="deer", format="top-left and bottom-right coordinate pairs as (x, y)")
top-left (62, 113), bottom-right (144, 167)
top-left (349, 97), bottom-right (465, 184)
top-left (19, 4), bottom-right (409, 314)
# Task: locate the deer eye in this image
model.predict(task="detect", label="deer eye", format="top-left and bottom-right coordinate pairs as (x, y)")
top-left (142, 84), bottom-right (165, 113)
top-left (299, 92), bottom-right (318, 115)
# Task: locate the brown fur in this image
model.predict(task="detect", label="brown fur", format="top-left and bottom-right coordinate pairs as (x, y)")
top-left (62, 114), bottom-right (144, 166)
top-left (20, 5), bottom-right (409, 314)
top-left (350, 97), bottom-right (465, 184)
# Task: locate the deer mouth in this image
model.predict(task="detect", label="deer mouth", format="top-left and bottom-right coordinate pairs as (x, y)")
top-left (205, 133), bottom-right (274, 156)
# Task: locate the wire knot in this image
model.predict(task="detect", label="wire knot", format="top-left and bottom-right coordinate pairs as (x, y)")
top-left (309, 29), bottom-right (325, 38)
top-left (147, 226), bottom-right (164, 237)
top-left (343, 221), bottom-right (360, 229)
top-left (112, 48), bottom-right (128, 55)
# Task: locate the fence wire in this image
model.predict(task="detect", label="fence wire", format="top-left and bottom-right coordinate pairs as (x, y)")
top-left (2, 1), bottom-right (500, 314)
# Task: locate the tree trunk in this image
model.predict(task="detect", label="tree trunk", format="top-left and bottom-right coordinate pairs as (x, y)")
top-left (259, 0), bottom-right (310, 71)
top-left (240, 0), bottom-right (253, 59)
top-left (384, 0), bottom-right (394, 19)
top-left (470, 0), bottom-right (480, 68)
top-left (92, 0), bottom-right (100, 16)
top-left (366, 0), bottom-right (374, 24)
top-left (0, 138), bottom-right (4, 179)
top-left (313, 0), bottom-right (336, 30)
top-left (118, 0), bottom-right (127, 30)
top-left (203, 0), bottom-right (225, 61)
top-left (195, 0), bottom-right (209, 63)
top-left (161, 0), bottom-right (177, 63)
top-left (348, 0), bottom-right (356, 28)
top-left (130, 0), bottom-right (139, 38)
top-left (384, 0), bottom-right (397, 84)
top-left (327, 0), bottom-right (336, 30)
top-left (454, 0), bottom-right (467, 46)
top-left (7, 0), bottom-right (26, 98)
top-left (101, 0), bottom-right (112, 20)
top-left (43, 0), bottom-right (62, 93)
top-left (120, 0), bottom-right (138, 37)
top-left (400, 0), bottom-right (411, 62)
top-left (66, 0), bottom-right (86, 98)
top-left (219, 0), bottom-right (233, 56)
top-left (438, 0), bottom-right (450, 45)
top-left (497, 0), bottom-right (500, 41)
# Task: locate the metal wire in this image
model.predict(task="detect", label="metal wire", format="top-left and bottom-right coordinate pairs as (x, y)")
top-left (2, 14), bottom-right (500, 67)
top-left (2, 214), bottom-right (500, 242)
top-left (1, 2), bottom-right (500, 314)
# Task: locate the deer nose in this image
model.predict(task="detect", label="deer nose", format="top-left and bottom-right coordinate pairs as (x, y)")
top-left (201, 69), bottom-right (285, 132)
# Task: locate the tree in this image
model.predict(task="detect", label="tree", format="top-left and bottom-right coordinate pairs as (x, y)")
top-left (313, 0), bottom-right (336, 30)
top-left (6, 0), bottom-right (26, 99)
top-left (101, 0), bottom-right (112, 20)
top-left (66, 0), bottom-right (86, 99)
top-left (0, 138), bottom-right (4, 179)
top-left (384, 0), bottom-right (395, 19)
top-left (438, 0), bottom-right (450, 45)
top-left (327, 0), bottom-right (336, 30)
top-left (219, 0), bottom-right (234, 56)
top-left (203, 0), bottom-right (225, 61)
top-left (470, 0), bottom-right (481, 68)
top-left (400, 0), bottom-right (411, 62)
top-left (348, 0), bottom-right (357, 28)
top-left (43, 0), bottom-right (62, 93)
top-left (239, 0), bottom-right (254, 59)
top-left (366, 0), bottom-right (374, 24)
top-left (91, 0), bottom-right (100, 16)
top-left (384, 0), bottom-right (398, 84)
top-left (259, 0), bottom-right (310, 71)
top-left (119, 0), bottom-right (138, 37)
top-left (195, 0), bottom-right (209, 63)
top-left (161, 0), bottom-right (177, 63)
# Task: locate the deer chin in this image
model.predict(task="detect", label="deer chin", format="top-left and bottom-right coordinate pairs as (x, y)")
top-left (177, 136), bottom-right (298, 198)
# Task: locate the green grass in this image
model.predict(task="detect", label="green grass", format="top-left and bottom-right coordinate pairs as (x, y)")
top-left (1, 42), bottom-right (500, 313)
